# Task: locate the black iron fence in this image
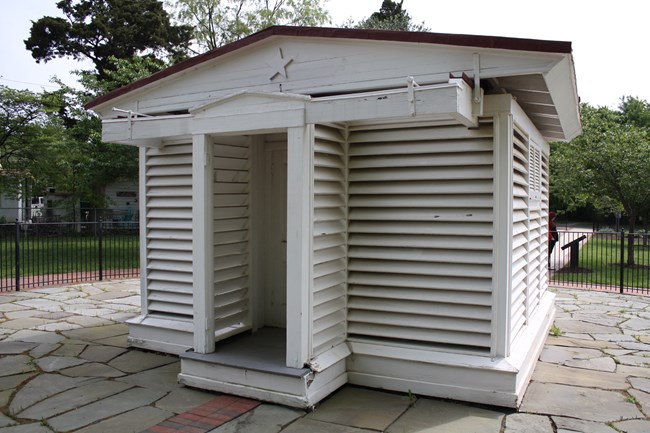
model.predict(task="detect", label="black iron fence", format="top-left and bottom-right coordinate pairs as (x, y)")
top-left (550, 230), bottom-right (650, 294)
top-left (0, 221), bottom-right (139, 292)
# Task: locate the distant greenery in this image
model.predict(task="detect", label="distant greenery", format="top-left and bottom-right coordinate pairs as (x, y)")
top-left (551, 233), bottom-right (650, 289)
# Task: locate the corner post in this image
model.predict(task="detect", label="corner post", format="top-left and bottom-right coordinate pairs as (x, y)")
top-left (492, 109), bottom-right (514, 358)
top-left (286, 125), bottom-right (314, 368)
top-left (192, 134), bottom-right (215, 354)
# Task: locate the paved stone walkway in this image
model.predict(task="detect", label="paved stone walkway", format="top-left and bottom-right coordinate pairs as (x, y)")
top-left (1, 280), bottom-right (650, 432)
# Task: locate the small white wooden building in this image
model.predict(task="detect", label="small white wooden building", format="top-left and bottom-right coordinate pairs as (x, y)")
top-left (87, 26), bottom-right (580, 408)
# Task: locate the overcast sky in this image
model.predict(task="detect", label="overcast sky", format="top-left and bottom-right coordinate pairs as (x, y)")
top-left (1, 0), bottom-right (647, 109)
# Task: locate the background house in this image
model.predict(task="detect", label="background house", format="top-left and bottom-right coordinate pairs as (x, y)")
top-left (87, 26), bottom-right (580, 408)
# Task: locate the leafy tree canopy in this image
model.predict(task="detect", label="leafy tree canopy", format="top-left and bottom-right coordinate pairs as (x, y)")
top-left (0, 86), bottom-right (65, 197)
top-left (355, 0), bottom-right (428, 32)
top-left (25, 0), bottom-right (193, 80)
top-left (551, 98), bottom-right (650, 264)
top-left (166, 0), bottom-right (330, 53)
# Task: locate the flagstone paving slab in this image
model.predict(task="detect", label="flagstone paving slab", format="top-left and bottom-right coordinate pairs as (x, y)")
top-left (3, 329), bottom-right (65, 344)
top-left (47, 387), bottom-right (167, 432)
top-left (552, 416), bottom-right (619, 433)
top-left (60, 361), bottom-right (127, 378)
top-left (554, 318), bottom-right (619, 334)
top-left (539, 346), bottom-right (603, 364)
top-left (61, 323), bottom-right (128, 342)
top-left (307, 387), bottom-right (411, 431)
top-left (531, 362), bottom-right (629, 389)
top-left (155, 388), bottom-right (218, 414)
top-left (0, 355), bottom-right (37, 378)
top-left (108, 350), bottom-right (177, 373)
top-left (75, 405), bottom-right (174, 433)
top-left (504, 413), bottom-right (553, 433)
top-left (629, 377), bottom-right (650, 393)
top-left (385, 399), bottom-right (504, 433)
top-left (279, 418), bottom-right (375, 433)
top-left (9, 374), bottom-right (97, 415)
top-left (36, 355), bottom-right (88, 372)
top-left (564, 356), bottom-right (617, 372)
top-left (116, 362), bottom-right (182, 390)
top-left (0, 413), bottom-right (15, 428)
top-left (0, 373), bottom-right (36, 392)
top-left (0, 342), bottom-right (37, 355)
top-left (29, 343), bottom-right (60, 358)
top-left (0, 422), bottom-right (53, 433)
top-left (35, 321), bottom-right (82, 332)
top-left (615, 355), bottom-right (650, 367)
top-left (51, 342), bottom-right (87, 357)
top-left (628, 389), bottom-right (650, 417)
top-left (66, 315), bottom-right (115, 327)
top-left (18, 380), bottom-right (134, 420)
top-left (79, 344), bottom-right (127, 362)
top-left (521, 382), bottom-right (642, 422)
top-left (0, 317), bottom-right (54, 330)
top-left (613, 419), bottom-right (650, 433)
top-left (95, 334), bottom-right (128, 347)
top-left (208, 404), bottom-right (305, 433)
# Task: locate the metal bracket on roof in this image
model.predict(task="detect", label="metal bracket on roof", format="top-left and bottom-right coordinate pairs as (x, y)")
top-left (112, 107), bottom-right (152, 140)
top-left (407, 76), bottom-right (419, 116)
top-left (473, 54), bottom-right (481, 104)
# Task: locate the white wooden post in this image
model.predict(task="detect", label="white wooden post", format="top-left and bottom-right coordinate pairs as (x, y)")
top-left (286, 125), bottom-right (313, 368)
top-left (492, 111), bottom-right (514, 358)
top-left (192, 134), bottom-right (215, 354)
top-left (138, 147), bottom-right (148, 314)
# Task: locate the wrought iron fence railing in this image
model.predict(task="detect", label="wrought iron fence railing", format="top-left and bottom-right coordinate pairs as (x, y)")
top-left (0, 221), bottom-right (139, 292)
top-left (550, 230), bottom-right (650, 294)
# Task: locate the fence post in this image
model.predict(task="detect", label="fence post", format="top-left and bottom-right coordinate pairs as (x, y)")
top-left (14, 220), bottom-right (20, 292)
top-left (98, 219), bottom-right (103, 281)
top-left (620, 229), bottom-right (625, 294)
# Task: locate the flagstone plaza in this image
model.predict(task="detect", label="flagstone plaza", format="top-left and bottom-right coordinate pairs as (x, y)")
top-left (1, 280), bottom-right (650, 432)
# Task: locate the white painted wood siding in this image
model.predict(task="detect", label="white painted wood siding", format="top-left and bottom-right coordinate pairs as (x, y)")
top-left (347, 123), bottom-right (494, 352)
top-left (145, 142), bottom-right (194, 319)
top-left (312, 124), bottom-right (348, 356)
top-left (213, 138), bottom-right (251, 333)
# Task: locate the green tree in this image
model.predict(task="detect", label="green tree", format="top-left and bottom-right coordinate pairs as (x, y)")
top-left (25, 0), bottom-right (192, 80)
top-left (0, 86), bottom-right (65, 201)
top-left (551, 100), bottom-right (650, 265)
top-left (166, 0), bottom-right (330, 52)
top-left (355, 0), bottom-right (428, 32)
top-left (47, 81), bottom-right (140, 214)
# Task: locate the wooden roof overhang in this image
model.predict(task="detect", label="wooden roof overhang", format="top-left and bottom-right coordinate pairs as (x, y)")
top-left (88, 26), bottom-right (580, 142)
top-left (102, 78), bottom-right (477, 147)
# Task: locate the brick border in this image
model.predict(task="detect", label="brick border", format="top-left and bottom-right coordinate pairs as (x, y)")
top-left (141, 395), bottom-right (260, 433)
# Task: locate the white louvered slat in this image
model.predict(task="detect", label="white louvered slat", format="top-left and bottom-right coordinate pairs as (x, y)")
top-left (145, 143), bottom-right (194, 320)
top-left (348, 122), bottom-right (494, 352)
top-left (212, 139), bottom-right (251, 335)
top-left (312, 125), bottom-right (347, 357)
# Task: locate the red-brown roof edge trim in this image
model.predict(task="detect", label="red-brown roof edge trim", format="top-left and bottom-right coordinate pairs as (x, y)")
top-left (85, 25), bottom-right (572, 110)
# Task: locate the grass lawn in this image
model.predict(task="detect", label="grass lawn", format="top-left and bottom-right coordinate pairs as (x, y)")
top-left (0, 233), bottom-right (139, 278)
top-left (551, 233), bottom-right (650, 289)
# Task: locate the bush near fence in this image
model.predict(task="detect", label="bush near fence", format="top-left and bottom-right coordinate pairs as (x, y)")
top-left (0, 221), bottom-right (139, 292)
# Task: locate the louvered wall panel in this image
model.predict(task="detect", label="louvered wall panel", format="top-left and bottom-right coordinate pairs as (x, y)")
top-left (145, 143), bottom-right (194, 319)
top-left (312, 125), bottom-right (348, 356)
top-left (527, 146), bottom-right (550, 311)
top-left (510, 128), bottom-right (530, 342)
top-left (347, 123), bottom-right (494, 352)
top-left (212, 140), bottom-right (251, 333)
